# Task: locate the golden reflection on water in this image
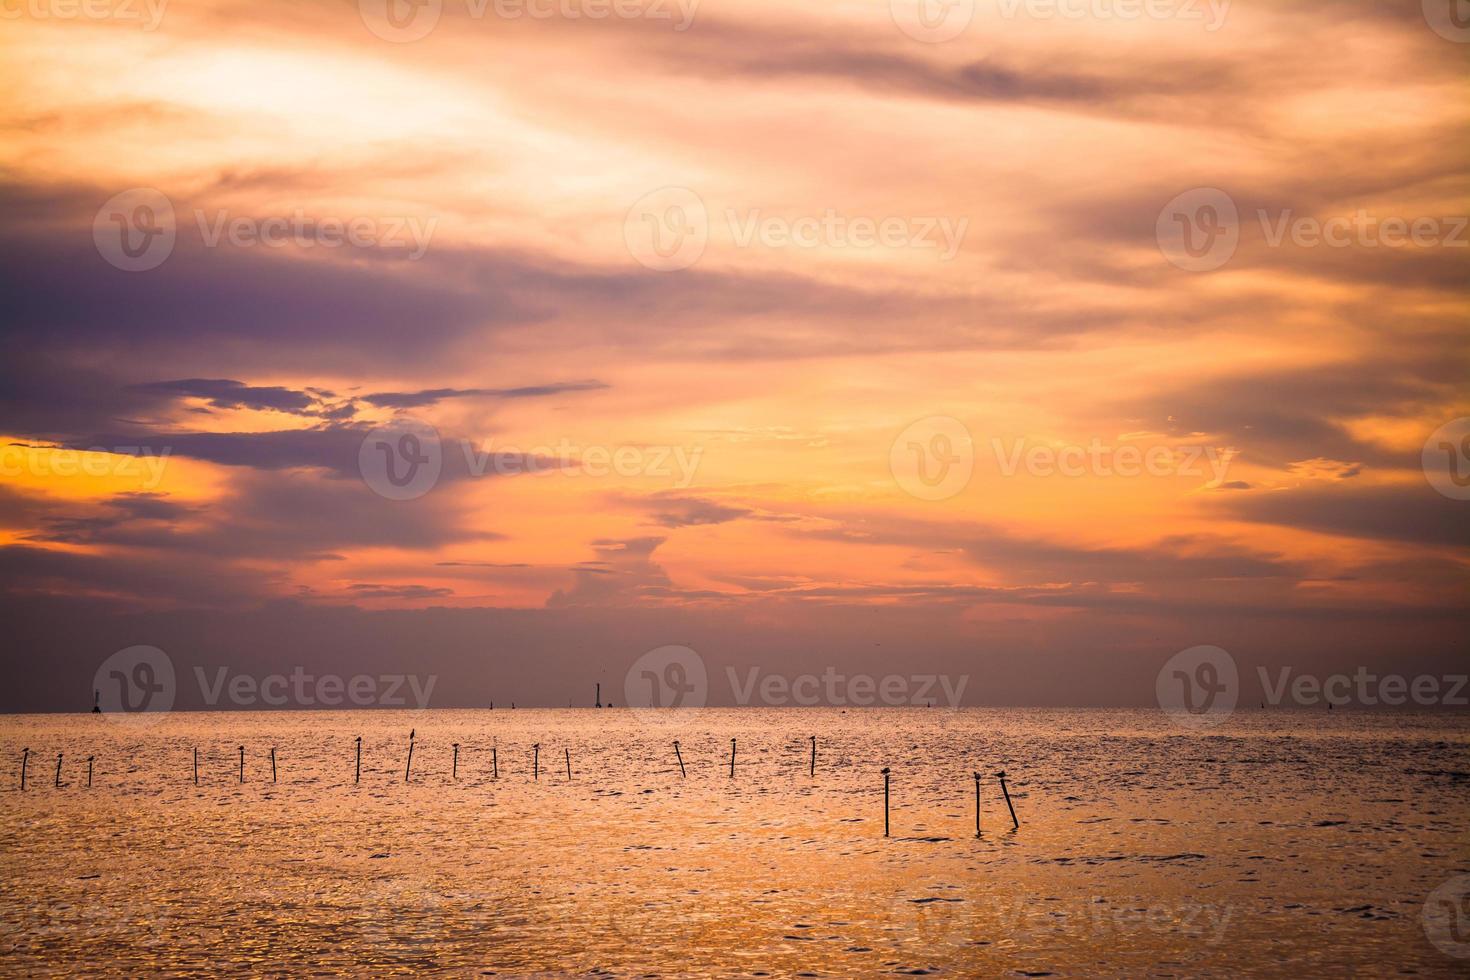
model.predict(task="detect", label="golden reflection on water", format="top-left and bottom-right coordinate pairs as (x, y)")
top-left (2, 708), bottom-right (1468, 976)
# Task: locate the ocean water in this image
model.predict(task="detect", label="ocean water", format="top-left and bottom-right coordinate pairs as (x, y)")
top-left (2, 707), bottom-right (1468, 977)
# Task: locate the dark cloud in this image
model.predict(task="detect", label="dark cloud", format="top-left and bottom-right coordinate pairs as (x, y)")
top-left (547, 536), bottom-right (672, 607)
top-left (362, 380), bottom-right (608, 409)
top-left (1215, 482), bottom-right (1470, 548)
top-left (345, 583), bottom-right (455, 600)
top-left (130, 378), bottom-right (322, 414)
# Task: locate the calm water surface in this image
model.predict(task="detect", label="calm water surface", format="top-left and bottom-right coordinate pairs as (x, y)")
top-left (2, 708), bottom-right (1468, 977)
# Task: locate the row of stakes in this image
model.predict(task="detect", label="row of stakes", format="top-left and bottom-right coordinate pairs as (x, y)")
top-left (17, 735), bottom-right (1021, 836)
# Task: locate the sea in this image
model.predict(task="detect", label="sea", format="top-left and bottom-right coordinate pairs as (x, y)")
top-left (2, 707), bottom-right (1468, 977)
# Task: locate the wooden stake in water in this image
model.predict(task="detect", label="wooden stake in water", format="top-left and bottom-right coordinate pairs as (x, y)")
top-left (452, 743), bottom-right (459, 780)
top-left (193, 747), bottom-right (199, 786)
top-left (492, 744), bottom-right (498, 780)
top-left (729, 738), bottom-right (736, 778)
top-left (238, 745), bottom-right (244, 783)
top-left (270, 747), bottom-right (277, 784)
top-left (674, 741), bottom-right (686, 778)
top-left (55, 752), bottom-right (62, 788)
top-left (354, 736), bottom-right (361, 784)
top-left (405, 730), bottom-right (415, 783)
top-left (882, 767), bottom-right (891, 837)
top-left (973, 771), bottom-right (981, 838)
top-left (809, 735), bottom-right (816, 777)
top-left (997, 770), bottom-right (1019, 830)
top-left (533, 744), bottom-right (540, 781)
top-left (20, 748), bottom-right (27, 791)
top-left (88, 756), bottom-right (94, 788)
top-left (564, 747), bottom-right (571, 780)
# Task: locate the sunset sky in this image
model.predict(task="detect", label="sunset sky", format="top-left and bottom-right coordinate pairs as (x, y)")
top-left (2, 0), bottom-right (1466, 709)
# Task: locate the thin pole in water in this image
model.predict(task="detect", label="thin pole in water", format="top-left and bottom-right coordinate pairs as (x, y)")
top-left (452, 743), bottom-right (459, 780)
top-left (238, 746), bottom-right (244, 783)
top-left (533, 744), bottom-right (540, 781)
top-left (492, 744), bottom-right (498, 780)
top-left (20, 748), bottom-right (27, 791)
top-left (882, 767), bottom-right (891, 838)
top-left (354, 736), bottom-right (361, 784)
top-left (973, 771), bottom-right (981, 838)
top-left (998, 770), bottom-right (1019, 830)
top-left (564, 747), bottom-right (571, 780)
top-left (405, 730), bottom-right (415, 783)
top-left (729, 738), bottom-right (736, 778)
top-left (674, 741), bottom-right (686, 778)
top-left (270, 747), bottom-right (277, 784)
top-left (55, 752), bottom-right (62, 788)
top-left (193, 747), bottom-right (199, 786)
top-left (88, 756), bottom-right (94, 788)
top-left (810, 735), bottom-right (816, 777)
